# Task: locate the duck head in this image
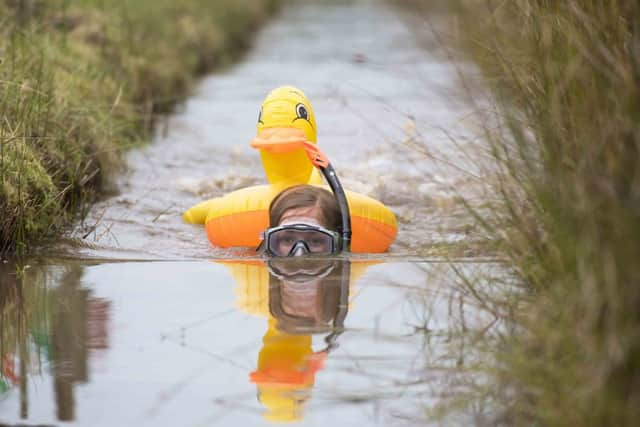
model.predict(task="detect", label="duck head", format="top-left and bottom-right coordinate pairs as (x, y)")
top-left (251, 86), bottom-right (321, 186)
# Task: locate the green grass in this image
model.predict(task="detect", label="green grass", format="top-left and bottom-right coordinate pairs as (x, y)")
top-left (0, 0), bottom-right (280, 253)
top-left (398, 0), bottom-right (640, 425)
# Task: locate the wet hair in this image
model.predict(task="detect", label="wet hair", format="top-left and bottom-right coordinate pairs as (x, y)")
top-left (269, 185), bottom-right (341, 231)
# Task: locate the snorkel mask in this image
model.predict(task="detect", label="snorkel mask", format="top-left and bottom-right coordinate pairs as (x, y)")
top-left (258, 144), bottom-right (352, 257)
top-left (262, 224), bottom-right (341, 257)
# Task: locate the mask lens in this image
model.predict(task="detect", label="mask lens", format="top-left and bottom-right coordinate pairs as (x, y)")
top-left (267, 227), bottom-right (335, 256)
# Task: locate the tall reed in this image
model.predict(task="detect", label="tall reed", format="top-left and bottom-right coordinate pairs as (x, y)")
top-left (398, 0), bottom-right (640, 424)
top-left (465, 1), bottom-right (638, 424)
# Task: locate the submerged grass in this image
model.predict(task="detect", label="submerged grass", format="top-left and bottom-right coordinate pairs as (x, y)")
top-left (0, 0), bottom-right (279, 253)
top-left (400, 0), bottom-right (640, 425)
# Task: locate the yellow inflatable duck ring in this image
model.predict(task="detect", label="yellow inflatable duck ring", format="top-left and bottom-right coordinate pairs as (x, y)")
top-left (183, 86), bottom-right (397, 253)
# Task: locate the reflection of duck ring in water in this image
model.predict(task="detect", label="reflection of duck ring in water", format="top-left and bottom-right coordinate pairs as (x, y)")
top-left (182, 86), bottom-right (397, 252)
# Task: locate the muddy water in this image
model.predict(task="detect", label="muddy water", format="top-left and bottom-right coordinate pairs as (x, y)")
top-left (1, 0), bottom-right (496, 425)
top-left (0, 259), bottom-right (498, 426)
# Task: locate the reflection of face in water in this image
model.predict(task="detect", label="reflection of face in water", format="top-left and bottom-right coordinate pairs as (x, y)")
top-left (250, 259), bottom-right (350, 422)
top-left (268, 258), bottom-right (348, 335)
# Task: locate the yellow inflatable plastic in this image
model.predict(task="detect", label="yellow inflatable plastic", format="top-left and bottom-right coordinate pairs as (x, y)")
top-left (249, 318), bottom-right (322, 422)
top-left (183, 86), bottom-right (397, 253)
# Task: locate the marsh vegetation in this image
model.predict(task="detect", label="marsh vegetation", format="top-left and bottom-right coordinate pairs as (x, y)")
top-left (399, 0), bottom-right (640, 424)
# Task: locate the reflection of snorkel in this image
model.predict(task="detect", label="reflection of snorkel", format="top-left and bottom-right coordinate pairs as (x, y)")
top-left (250, 259), bottom-right (351, 422)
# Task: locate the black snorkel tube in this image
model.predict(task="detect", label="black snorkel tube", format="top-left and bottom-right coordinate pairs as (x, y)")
top-left (319, 164), bottom-right (351, 253)
top-left (302, 142), bottom-right (351, 252)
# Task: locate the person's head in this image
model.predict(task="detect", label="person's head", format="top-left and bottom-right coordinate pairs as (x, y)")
top-left (269, 185), bottom-right (340, 230)
top-left (262, 185), bottom-right (342, 257)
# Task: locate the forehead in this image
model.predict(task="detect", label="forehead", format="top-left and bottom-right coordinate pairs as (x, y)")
top-left (279, 206), bottom-right (323, 225)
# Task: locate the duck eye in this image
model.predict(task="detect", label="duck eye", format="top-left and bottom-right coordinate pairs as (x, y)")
top-left (258, 108), bottom-right (263, 124)
top-left (295, 103), bottom-right (308, 120)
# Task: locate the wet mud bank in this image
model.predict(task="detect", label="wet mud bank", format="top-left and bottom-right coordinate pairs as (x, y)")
top-left (0, 0), bottom-right (280, 252)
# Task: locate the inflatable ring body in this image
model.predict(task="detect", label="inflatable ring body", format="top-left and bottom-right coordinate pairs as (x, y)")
top-left (183, 184), bottom-right (397, 253)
